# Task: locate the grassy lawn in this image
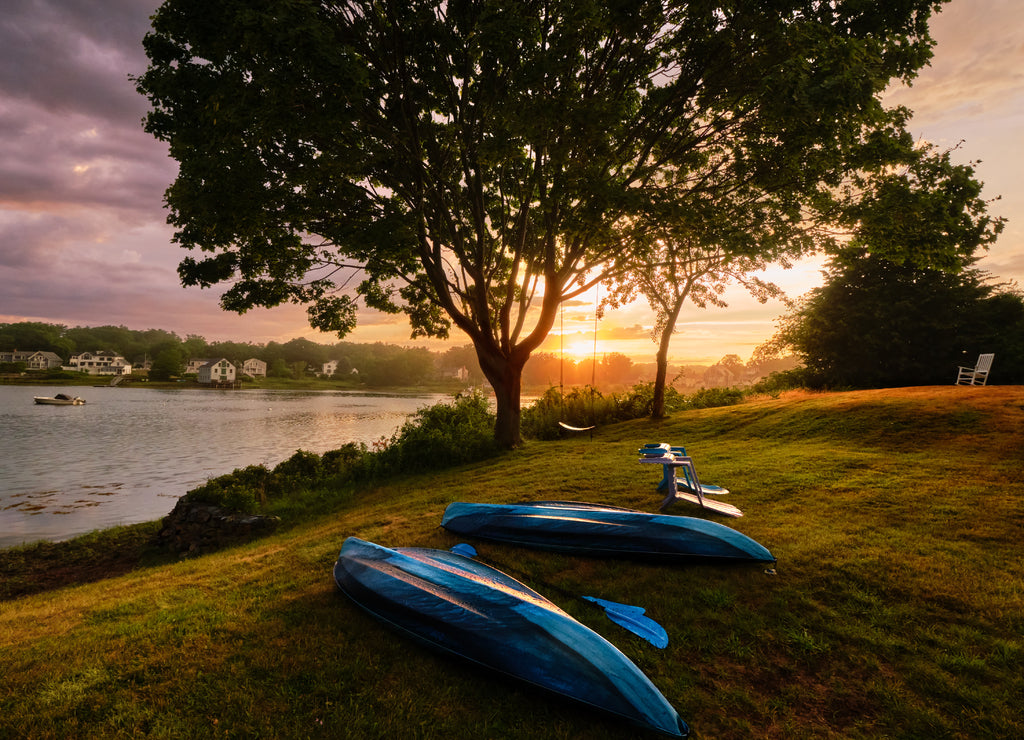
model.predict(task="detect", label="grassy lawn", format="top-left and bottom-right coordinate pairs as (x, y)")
top-left (2, 386), bottom-right (1022, 739)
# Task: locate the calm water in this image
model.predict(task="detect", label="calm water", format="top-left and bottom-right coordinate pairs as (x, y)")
top-left (0, 385), bottom-right (450, 548)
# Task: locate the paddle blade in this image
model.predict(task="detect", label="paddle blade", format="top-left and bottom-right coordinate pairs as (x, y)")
top-left (449, 543), bottom-right (478, 558)
top-left (582, 596), bottom-right (669, 649)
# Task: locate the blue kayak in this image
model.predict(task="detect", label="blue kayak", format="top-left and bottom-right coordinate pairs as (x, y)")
top-left (441, 501), bottom-right (775, 564)
top-left (334, 537), bottom-right (689, 738)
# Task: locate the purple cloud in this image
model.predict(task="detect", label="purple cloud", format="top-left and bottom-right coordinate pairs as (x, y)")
top-left (0, 0), bottom-right (1021, 362)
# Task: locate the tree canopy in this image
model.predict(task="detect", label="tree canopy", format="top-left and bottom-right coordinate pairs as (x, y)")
top-left (607, 138), bottom-right (1004, 415)
top-left (762, 248), bottom-right (1024, 387)
top-left (138, 0), bottom-right (973, 446)
top-left (605, 221), bottom-right (790, 418)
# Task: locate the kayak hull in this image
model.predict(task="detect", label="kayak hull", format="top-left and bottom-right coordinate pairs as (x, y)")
top-left (441, 500), bottom-right (775, 564)
top-left (334, 537), bottom-right (688, 738)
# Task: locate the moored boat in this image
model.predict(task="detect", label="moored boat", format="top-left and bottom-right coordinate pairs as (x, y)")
top-left (334, 537), bottom-right (689, 738)
top-left (441, 500), bottom-right (775, 564)
top-left (33, 393), bottom-right (86, 406)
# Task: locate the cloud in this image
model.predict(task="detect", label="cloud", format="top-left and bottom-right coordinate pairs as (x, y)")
top-left (602, 324), bottom-right (652, 341)
top-left (887, 0), bottom-right (1024, 127)
top-left (984, 246), bottom-right (1024, 281)
top-left (0, 0), bottom-right (156, 119)
top-left (1, 0), bottom-right (1022, 363)
top-left (0, 1), bottom-right (183, 335)
top-left (0, 1), bottom-right (170, 212)
top-left (0, 95), bottom-right (172, 216)
top-left (0, 212), bottom-right (77, 268)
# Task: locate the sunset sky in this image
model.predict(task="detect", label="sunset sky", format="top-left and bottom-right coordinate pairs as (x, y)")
top-left (1, 1), bottom-right (1021, 365)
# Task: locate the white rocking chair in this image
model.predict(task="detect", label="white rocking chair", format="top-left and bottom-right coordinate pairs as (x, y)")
top-left (955, 353), bottom-right (994, 386)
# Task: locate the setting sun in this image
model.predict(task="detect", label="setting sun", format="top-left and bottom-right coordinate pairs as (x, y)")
top-left (561, 339), bottom-right (602, 362)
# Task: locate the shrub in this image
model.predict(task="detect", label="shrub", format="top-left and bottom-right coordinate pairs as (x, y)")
top-left (269, 450), bottom-right (323, 495)
top-left (747, 369), bottom-right (811, 396)
top-left (375, 391), bottom-right (499, 472)
top-left (183, 465), bottom-right (271, 513)
top-left (683, 387), bottom-right (744, 409)
top-left (321, 443), bottom-right (373, 480)
top-left (180, 392), bottom-right (503, 517)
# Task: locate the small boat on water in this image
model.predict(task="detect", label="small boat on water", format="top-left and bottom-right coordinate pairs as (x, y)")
top-left (33, 393), bottom-right (86, 406)
top-left (441, 500), bottom-right (775, 564)
top-left (334, 537), bottom-right (689, 738)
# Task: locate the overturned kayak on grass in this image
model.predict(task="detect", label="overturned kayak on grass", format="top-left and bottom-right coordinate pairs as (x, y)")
top-left (333, 537), bottom-right (689, 738)
top-left (441, 500), bottom-right (775, 564)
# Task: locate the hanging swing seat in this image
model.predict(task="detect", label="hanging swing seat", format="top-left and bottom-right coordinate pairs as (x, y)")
top-left (557, 286), bottom-right (600, 437)
top-left (559, 421), bottom-right (596, 432)
top-left (638, 443), bottom-right (742, 518)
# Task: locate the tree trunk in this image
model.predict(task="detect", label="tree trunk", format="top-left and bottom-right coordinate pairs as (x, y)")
top-left (475, 345), bottom-right (526, 449)
top-left (652, 329), bottom-right (671, 419)
top-left (651, 302), bottom-right (684, 419)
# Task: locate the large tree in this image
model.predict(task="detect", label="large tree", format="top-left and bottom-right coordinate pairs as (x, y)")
top-left (607, 140), bottom-right (1003, 417)
top-left (604, 194), bottom-right (805, 417)
top-left (138, 0), bottom-right (959, 448)
top-left (760, 141), bottom-right (1009, 387)
top-left (762, 247), bottom-right (1023, 387)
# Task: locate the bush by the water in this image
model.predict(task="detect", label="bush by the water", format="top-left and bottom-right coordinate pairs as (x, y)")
top-left (182, 391), bottom-right (500, 517)
top-left (374, 390), bottom-right (499, 472)
top-left (183, 385), bottom-right (753, 519)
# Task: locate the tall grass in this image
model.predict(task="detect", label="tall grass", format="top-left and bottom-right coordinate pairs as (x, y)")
top-left (521, 383), bottom-right (745, 439)
top-left (2, 386), bottom-right (1022, 739)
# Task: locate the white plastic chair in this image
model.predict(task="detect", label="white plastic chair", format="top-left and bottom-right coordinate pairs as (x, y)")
top-left (955, 353), bottom-right (994, 386)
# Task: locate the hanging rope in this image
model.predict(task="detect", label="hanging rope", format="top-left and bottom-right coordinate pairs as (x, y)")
top-left (559, 284), bottom-right (597, 434)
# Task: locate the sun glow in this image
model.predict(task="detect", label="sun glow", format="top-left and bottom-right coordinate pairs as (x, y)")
top-left (562, 339), bottom-right (603, 362)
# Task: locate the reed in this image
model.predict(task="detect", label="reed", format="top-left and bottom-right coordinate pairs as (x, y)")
top-left (2, 386), bottom-right (1022, 739)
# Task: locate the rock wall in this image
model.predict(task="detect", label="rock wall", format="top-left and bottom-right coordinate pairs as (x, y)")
top-left (156, 498), bottom-right (280, 558)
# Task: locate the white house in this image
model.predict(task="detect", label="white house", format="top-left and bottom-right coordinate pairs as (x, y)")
top-left (241, 358), bottom-right (266, 377)
top-left (0, 350), bottom-right (63, 370)
top-left (440, 365), bottom-right (469, 381)
top-left (322, 360), bottom-right (339, 377)
top-left (186, 358), bottom-right (213, 374)
top-left (67, 351), bottom-right (132, 376)
top-left (197, 358), bottom-right (236, 385)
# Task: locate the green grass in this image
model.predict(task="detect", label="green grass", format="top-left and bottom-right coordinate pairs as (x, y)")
top-left (2, 386), bottom-right (1022, 739)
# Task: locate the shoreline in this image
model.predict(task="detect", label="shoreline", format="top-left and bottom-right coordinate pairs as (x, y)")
top-left (0, 375), bottom-right (573, 398)
top-left (1, 375), bottom-right (474, 393)
top-left (1, 520), bottom-right (170, 601)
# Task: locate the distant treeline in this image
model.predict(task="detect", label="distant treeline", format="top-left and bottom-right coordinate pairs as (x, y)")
top-left (0, 321), bottom-right (478, 387)
top-left (0, 321), bottom-right (792, 389)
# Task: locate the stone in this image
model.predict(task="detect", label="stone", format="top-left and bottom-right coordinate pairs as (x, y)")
top-left (155, 498), bottom-right (280, 557)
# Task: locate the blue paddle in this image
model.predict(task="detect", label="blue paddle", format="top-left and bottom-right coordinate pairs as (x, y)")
top-left (449, 544), bottom-right (668, 648)
top-left (581, 596), bottom-right (669, 649)
top-left (449, 542), bottom-right (478, 557)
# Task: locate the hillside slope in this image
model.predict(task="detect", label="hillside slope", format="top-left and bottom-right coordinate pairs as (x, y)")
top-left (2, 386), bottom-right (1022, 739)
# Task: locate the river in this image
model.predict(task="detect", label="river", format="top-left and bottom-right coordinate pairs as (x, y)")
top-left (0, 385), bottom-right (454, 549)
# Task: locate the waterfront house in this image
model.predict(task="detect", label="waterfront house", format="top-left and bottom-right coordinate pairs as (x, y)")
top-left (186, 358), bottom-right (213, 374)
top-left (441, 365), bottom-right (470, 382)
top-left (0, 350), bottom-right (64, 370)
top-left (242, 358), bottom-right (267, 377)
top-left (322, 360), bottom-right (339, 377)
top-left (67, 351), bottom-right (132, 376)
top-left (197, 358), bottom-right (236, 385)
